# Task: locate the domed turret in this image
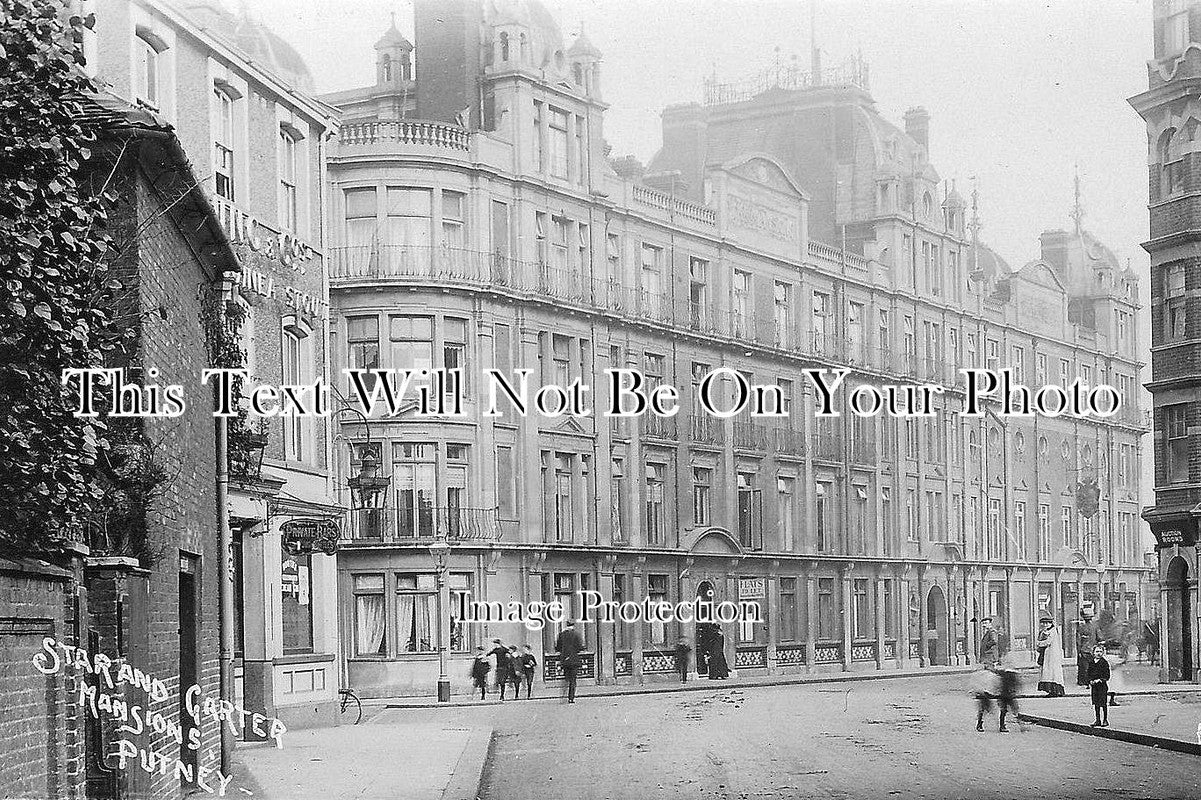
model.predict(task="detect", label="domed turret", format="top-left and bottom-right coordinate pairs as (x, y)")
top-left (230, 6), bottom-right (315, 93)
top-left (567, 27), bottom-right (602, 95)
top-left (375, 14), bottom-right (414, 85)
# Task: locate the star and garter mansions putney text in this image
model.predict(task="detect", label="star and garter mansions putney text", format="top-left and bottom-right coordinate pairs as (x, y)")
top-left (62, 366), bottom-right (1125, 420)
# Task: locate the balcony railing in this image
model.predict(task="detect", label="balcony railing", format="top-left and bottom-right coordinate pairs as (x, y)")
top-left (813, 432), bottom-right (842, 460)
top-left (348, 506), bottom-right (501, 543)
top-left (773, 426), bottom-right (807, 456)
top-left (643, 415), bottom-right (679, 440)
top-left (733, 421), bottom-right (770, 451)
top-left (338, 119), bottom-right (470, 151)
top-left (690, 415), bottom-right (723, 445)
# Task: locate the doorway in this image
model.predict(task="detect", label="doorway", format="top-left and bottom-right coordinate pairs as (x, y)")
top-left (178, 556), bottom-right (199, 789)
top-left (1166, 556), bottom-right (1192, 682)
top-left (926, 585), bottom-right (948, 666)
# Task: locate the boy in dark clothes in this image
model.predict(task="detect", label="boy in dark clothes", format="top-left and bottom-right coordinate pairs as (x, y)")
top-left (488, 639), bottom-right (511, 700)
top-left (1088, 643), bottom-right (1112, 727)
top-left (519, 644), bottom-right (537, 699)
top-left (994, 659), bottom-right (1022, 733)
top-left (470, 647), bottom-right (491, 699)
top-left (506, 645), bottom-right (523, 698)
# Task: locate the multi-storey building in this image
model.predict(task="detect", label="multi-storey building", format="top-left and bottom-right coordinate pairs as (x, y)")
top-left (1130, 0), bottom-right (1201, 683)
top-left (88, 0), bottom-right (343, 731)
top-left (323, 0), bottom-right (1152, 698)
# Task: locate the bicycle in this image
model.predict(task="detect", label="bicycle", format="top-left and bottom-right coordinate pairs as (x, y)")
top-left (338, 687), bottom-right (362, 725)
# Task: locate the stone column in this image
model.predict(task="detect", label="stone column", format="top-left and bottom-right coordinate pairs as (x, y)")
top-left (766, 560), bottom-right (780, 674)
top-left (898, 564), bottom-right (913, 668)
top-left (725, 560), bottom-right (739, 677)
top-left (597, 554), bottom-right (618, 684)
top-left (679, 558), bottom-right (698, 680)
top-left (841, 563), bottom-right (854, 671)
top-left (632, 557), bottom-right (647, 682)
top-left (874, 567), bottom-right (886, 670)
top-left (916, 567), bottom-right (928, 668)
top-left (804, 563), bottom-right (817, 673)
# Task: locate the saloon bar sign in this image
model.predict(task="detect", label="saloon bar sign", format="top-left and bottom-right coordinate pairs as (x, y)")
top-left (1149, 518), bottom-right (1198, 548)
top-left (281, 518), bottom-right (340, 555)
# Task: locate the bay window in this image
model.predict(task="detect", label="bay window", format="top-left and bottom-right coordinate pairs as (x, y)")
top-left (353, 574), bottom-right (386, 656)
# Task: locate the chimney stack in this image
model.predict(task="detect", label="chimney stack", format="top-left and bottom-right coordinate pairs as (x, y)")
top-left (904, 106), bottom-right (930, 153)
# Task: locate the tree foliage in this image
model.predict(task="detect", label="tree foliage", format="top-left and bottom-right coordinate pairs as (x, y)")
top-left (0, 1), bottom-right (129, 554)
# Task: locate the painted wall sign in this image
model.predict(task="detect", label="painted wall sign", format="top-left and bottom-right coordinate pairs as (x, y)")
top-left (214, 196), bottom-right (317, 272)
top-left (236, 264), bottom-right (328, 318)
top-left (738, 577), bottom-right (766, 600)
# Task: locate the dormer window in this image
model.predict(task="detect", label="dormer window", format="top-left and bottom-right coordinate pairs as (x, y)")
top-left (134, 31), bottom-right (167, 109)
top-left (500, 32), bottom-right (510, 62)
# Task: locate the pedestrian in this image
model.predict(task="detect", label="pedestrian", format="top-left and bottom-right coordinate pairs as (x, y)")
top-left (707, 628), bottom-right (730, 679)
top-left (1076, 611), bottom-right (1098, 687)
top-left (1105, 644), bottom-right (1126, 707)
top-left (675, 637), bottom-right (692, 683)
top-left (519, 644), bottom-right (537, 699)
top-left (971, 666), bottom-right (999, 732)
top-left (488, 638), bottom-right (511, 700)
top-left (979, 617), bottom-right (1000, 669)
top-left (1088, 644), bottom-right (1111, 727)
top-left (506, 645), bottom-right (523, 698)
top-left (1035, 618), bottom-right (1066, 697)
top-left (470, 646), bottom-right (491, 700)
top-left (555, 621), bottom-right (585, 703)
top-left (1141, 617), bottom-right (1159, 666)
top-left (994, 656), bottom-right (1022, 733)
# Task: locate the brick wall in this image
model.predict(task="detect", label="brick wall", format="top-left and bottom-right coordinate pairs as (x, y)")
top-left (0, 561), bottom-right (85, 800)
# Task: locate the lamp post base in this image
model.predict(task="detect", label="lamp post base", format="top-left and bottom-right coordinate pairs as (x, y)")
top-left (437, 678), bottom-right (451, 703)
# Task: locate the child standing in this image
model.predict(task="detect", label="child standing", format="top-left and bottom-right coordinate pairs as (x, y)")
top-left (507, 645), bottom-right (523, 698)
top-left (471, 646), bottom-right (491, 699)
top-left (1088, 644), bottom-right (1112, 727)
top-left (519, 644), bottom-right (538, 699)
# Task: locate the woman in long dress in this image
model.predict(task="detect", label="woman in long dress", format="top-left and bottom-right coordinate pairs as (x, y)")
top-left (1036, 617), bottom-right (1066, 697)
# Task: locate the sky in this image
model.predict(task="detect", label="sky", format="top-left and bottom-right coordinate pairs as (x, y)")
top-left (242, 0), bottom-right (1154, 276)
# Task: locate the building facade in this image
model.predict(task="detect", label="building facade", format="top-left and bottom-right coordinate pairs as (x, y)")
top-left (321, 0), bottom-right (1153, 698)
top-left (88, 0), bottom-right (343, 729)
top-left (1131, 0), bottom-right (1201, 683)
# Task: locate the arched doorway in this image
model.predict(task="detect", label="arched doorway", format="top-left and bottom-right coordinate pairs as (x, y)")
top-left (695, 580), bottom-right (718, 677)
top-left (1166, 557), bottom-right (1193, 681)
top-left (927, 585), bottom-right (949, 666)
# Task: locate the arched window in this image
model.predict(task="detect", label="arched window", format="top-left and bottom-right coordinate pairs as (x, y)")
top-left (1160, 127), bottom-right (1183, 196)
top-left (573, 63), bottom-right (583, 85)
top-left (381, 55), bottom-right (393, 82)
top-left (519, 33), bottom-right (528, 63)
top-left (499, 32), bottom-right (509, 61)
top-left (922, 192), bottom-right (934, 218)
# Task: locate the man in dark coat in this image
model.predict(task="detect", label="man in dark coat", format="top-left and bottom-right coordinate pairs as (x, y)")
top-left (1076, 612), bottom-right (1098, 687)
top-left (555, 621), bottom-right (585, 703)
top-left (488, 639), bottom-right (512, 700)
top-left (979, 618), bottom-right (1000, 668)
top-left (675, 637), bottom-right (692, 683)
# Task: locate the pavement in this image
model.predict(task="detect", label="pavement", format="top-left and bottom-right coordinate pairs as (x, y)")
top-left (229, 719), bottom-right (493, 800)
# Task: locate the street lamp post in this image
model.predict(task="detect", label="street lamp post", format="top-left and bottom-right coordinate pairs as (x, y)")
top-left (429, 538), bottom-right (452, 702)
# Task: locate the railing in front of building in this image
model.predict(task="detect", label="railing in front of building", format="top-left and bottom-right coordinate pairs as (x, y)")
top-left (774, 643), bottom-right (807, 666)
top-left (690, 415), bottom-right (724, 446)
top-left (543, 652), bottom-right (597, 681)
top-left (850, 641), bottom-right (878, 662)
top-left (734, 645), bottom-right (768, 669)
top-left (814, 642), bottom-right (843, 664)
top-left (338, 119), bottom-right (471, 151)
top-left (346, 506), bottom-right (501, 543)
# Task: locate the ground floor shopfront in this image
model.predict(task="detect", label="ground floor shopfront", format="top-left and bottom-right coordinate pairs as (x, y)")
top-left (1146, 512), bottom-right (1200, 683)
top-left (337, 531), bottom-right (1154, 698)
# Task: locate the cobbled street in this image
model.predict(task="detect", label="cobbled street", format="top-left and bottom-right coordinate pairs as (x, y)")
top-left (371, 675), bottom-right (1201, 800)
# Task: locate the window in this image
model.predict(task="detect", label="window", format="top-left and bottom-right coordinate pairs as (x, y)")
top-left (552, 454), bottom-right (575, 541)
top-left (877, 309), bottom-right (890, 359)
top-left (881, 488), bottom-right (893, 553)
top-left (818, 578), bottom-right (836, 640)
top-left (386, 187), bottom-right (433, 250)
top-left (779, 577), bottom-right (798, 642)
top-left (214, 87), bottom-right (236, 201)
top-left (551, 217), bottom-right (570, 270)
top-left (777, 378), bottom-right (794, 416)
top-left (1060, 358), bottom-right (1071, 387)
top-left (577, 223), bottom-right (589, 270)
top-left (733, 269), bottom-right (752, 333)
top-left (352, 574), bottom-right (386, 656)
top-left (532, 101), bottom-right (544, 170)
top-left (1037, 504), bottom-right (1051, 562)
top-left (389, 315), bottom-right (433, 388)
top-left (281, 547), bottom-right (313, 654)
top-left (645, 463), bottom-right (666, 545)
top-left (606, 233), bottom-right (622, 281)
top-left (1165, 1), bottom-right (1190, 54)
top-left (1116, 311), bottom-right (1132, 352)
top-left (641, 243), bottom-right (662, 296)
top-left (346, 316), bottom-right (380, 387)
top-left (442, 191), bottom-right (465, 249)
top-left (135, 34), bottom-right (161, 108)
top-left (344, 188), bottom-right (378, 249)
top-left (575, 117), bottom-right (587, 184)
top-left (1162, 128), bottom-right (1184, 196)
top-left (883, 579), bottom-right (897, 638)
top-left (278, 129), bottom-right (299, 231)
top-left (987, 498), bottom-right (1003, 560)
top-left (848, 302), bottom-right (864, 363)
top-left (853, 579), bottom-right (871, 639)
top-left (737, 473), bottom-right (762, 550)
top-left (1061, 506), bottom-right (1074, 549)
top-left (816, 481), bottom-right (832, 551)
top-left (906, 488), bottom-right (918, 542)
top-left (774, 282), bottom-right (793, 348)
top-left (1010, 345), bottom-right (1024, 384)
top-left (903, 316), bottom-right (916, 370)
top-left (966, 333), bottom-right (978, 369)
top-left (444, 317), bottom-right (467, 398)
top-left (396, 573), bottom-right (437, 652)
top-left (613, 575), bottom-right (630, 649)
top-left (535, 212), bottom-right (548, 265)
top-left (1167, 405), bottom-right (1190, 483)
top-left (1013, 500), bottom-right (1027, 559)
top-left (689, 258), bottom-right (710, 328)
top-left (985, 339), bottom-right (999, 373)
top-left (549, 108), bottom-right (569, 177)
top-left (611, 458), bottom-right (626, 542)
top-left (281, 325), bottom-right (308, 461)
top-left (395, 442), bottom-right (436, 538)
top-left (777, 477), bottom-right (795, 550)
top-left (647, 574), bottom-right (668, 646)
top-left (1168, 263), bottom-right (1186, 340)
top-left (449, 573), bottom-right (472, 652)
top-left (693, 467), bottom-right (712, 526)
top-left (497, 446), bottom-right (516, 519)
top-left (1036, 353), bottom-right (1048, 385)
top-left (812, 291), bottom-right (830, 351)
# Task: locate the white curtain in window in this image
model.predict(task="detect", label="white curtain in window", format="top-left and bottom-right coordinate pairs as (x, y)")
top-left (355, 594), bottom-right (385, 655)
